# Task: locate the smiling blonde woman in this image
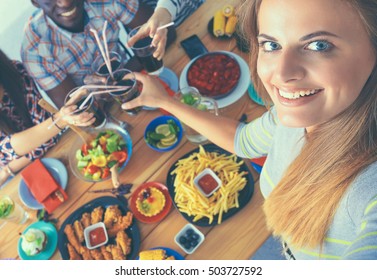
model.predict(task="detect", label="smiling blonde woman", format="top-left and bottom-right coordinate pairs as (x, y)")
top-left (121, 0), bottom-right (377, 260)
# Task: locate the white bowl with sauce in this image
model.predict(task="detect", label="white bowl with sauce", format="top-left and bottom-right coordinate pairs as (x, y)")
top-left (84, 222), bottom-right (108, 250)
top-left (193, 168), bottom-right (222, 197)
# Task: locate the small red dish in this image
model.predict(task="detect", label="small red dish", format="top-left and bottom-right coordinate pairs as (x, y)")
top-left (129, 182), bottom-right (172, 223)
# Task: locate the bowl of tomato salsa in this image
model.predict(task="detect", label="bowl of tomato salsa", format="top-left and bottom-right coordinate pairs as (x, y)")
top-left (68, 122), bottom-right (132, 182)
top-left (193, 168), bottom-right (222, 197)
top-left (186, 52), bottom-right (241, 100)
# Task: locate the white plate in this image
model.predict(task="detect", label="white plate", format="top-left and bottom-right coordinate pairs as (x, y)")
top-left (18, 158), bottom-right (68, 210)
top-left (179, 51), bottom-right (250, 108)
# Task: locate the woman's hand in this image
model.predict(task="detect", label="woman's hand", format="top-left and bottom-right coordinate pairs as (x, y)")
top-left (0, 167), bottom-right (10, 187)
top-left (121, 73), bottom-right (171, 110)
top-left (127, 8), bottom-right (172, 60)
top-left (57, 105), bottom-right (97, 127)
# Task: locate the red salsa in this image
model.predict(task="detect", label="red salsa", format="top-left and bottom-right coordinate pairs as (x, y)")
top-left (89, 227), bottom-right (107, 247)
top-left (198, 174), bottom-right (219, 195)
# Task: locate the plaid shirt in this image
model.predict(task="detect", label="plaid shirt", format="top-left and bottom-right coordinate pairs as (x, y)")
top-left (21, 0), bottom-right (139, 92)
top-left (0, 61), bottom-right (58, 167)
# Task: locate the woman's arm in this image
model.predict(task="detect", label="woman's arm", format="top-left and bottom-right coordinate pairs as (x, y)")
top-left (122, 73), bottom-right (239, 153)
top-left (9, 106), bottom-right (95, 157)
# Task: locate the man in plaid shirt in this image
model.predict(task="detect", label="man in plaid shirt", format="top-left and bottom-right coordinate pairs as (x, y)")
top-left (21, 0), bottom-right (203, 108)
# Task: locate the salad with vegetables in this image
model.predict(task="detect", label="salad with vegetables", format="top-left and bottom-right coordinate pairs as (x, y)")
top-left (75, 130), bottom-right (128, 181)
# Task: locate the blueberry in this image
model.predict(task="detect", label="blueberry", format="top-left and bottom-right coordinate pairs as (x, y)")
top-left (184, 242), bottom-right (191, 250)
top-left (179, 236), bottom-right (187, 245)
top-left (185, 229), bottom-right (194, 237)
top-left (190, 240), bottom-right (199, 247)
top-left (191, 233), bottom-right (199, 240)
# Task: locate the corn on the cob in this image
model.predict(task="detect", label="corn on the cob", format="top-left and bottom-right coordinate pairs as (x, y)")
top-left (139, 249), bottom-right (166, 260)
top-left (225, 15), bottom-right (238, 37)
top-left (213, 10), bottom-right (226, 37)
top-left (222, 4), bottom-right (235, 18)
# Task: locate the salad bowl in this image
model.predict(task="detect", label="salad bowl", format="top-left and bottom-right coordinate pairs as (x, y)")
top-left (68, 122), bottom-right (132, 182)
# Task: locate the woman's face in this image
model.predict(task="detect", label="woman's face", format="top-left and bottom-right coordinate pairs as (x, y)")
top-left (257, 0), bottom-right (376, 130)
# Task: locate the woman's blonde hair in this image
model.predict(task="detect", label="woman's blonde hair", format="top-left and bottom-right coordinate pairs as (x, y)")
top-left (239, 0), bottom-right (377, 248)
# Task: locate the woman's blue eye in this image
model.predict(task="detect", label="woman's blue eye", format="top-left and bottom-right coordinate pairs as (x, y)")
top-left (306, 40), bottom-right (333, 52)
top-left (259, 41), bottom-right (281, 52)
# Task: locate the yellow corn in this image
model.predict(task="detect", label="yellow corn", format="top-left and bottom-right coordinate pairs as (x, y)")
top-left (213, 10), bottom-right (226, 37)
top-left (222, 4), bottom-right (235, 18)
top-left (139, 249), bottom-right (166, 260)
top-left (225, 15), bottom-right (238, 37)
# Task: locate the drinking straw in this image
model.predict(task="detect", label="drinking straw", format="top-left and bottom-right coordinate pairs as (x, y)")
top-left (156, 21), bottom-right (174, 31)
top-left (69, 85), bottom-right (131, 97)
top-left (90, 26), bottom-right (113, 80)
top-left (102, 21), bottom-right (113, 79)
top-left (78, 87), bottom-right (131, 110)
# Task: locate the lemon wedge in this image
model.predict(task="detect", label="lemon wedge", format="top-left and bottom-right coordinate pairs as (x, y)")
top-left (155, 124), bottom-right (171, 137)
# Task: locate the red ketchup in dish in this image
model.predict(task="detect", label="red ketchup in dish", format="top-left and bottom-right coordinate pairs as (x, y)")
top-left (89, 227), bottom-right (107, 247)
top-left (198, 174), bottom-right (219, 195)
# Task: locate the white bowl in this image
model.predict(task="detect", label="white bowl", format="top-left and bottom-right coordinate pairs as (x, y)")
top-left (83, 222), bottom-right (108, 250)
top-left (174, 223), bottom-right (205, 254)
top-left (193, 168), bottom-right (222, 197)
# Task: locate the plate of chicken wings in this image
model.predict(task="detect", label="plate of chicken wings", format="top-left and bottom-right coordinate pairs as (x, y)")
top-left (57, 196), bottom-right (140, 260)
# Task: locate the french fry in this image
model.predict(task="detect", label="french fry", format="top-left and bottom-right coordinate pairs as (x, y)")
top-left (171, 145), bottom-right (248, 224)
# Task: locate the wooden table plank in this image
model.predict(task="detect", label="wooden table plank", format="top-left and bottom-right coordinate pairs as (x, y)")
top-left (0, 0), bottom-right (271, 260)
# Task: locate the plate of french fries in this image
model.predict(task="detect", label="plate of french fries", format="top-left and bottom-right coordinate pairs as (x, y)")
top-left (166, 144), bottom-right (254, 226)
top-left (58, 196), bottom-right (140, 260)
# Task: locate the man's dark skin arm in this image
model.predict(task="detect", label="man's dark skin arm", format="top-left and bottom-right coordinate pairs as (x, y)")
top-left (124, 2), bottom-right (177, 71)
top-left (45, 76), bottom-right (77, 108)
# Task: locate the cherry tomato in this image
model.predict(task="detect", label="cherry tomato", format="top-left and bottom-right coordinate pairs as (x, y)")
top-left (81, 144), bottom-right (92, 156)
top-left (101, 168), bottom-right (110, 179)
top-left (110, 151), bottom-right (128, 165)
top-left (87, 165), bottom-right (101, 175)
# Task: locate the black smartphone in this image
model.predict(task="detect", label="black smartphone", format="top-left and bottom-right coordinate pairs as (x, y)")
top-left (180, 35), bottom-right (208, 59)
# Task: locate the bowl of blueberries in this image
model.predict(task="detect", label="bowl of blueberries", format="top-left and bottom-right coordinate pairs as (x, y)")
top-left (174, 223), bottom-right (205, 254)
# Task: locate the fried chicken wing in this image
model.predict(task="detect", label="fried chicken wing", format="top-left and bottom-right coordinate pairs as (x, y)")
top-left (73, 220), bottom-right (85, 243)
top-left (79, 246), bottom-right (93, 260)
top-left (81, 212), bottom-right (91, 228)
top-left (64, 224), bottom-right (81, 253)
top-left (91, 206), bottom-right (104, 224)
top-left (90, 248), bottom-right (105, 260)
top-left (104, 205), bottom-right (122, 228)
top-left (109, 245), bottom-right (126, 260)
top-left (116, 231), bottom-right (132, 255)
top-left (100, 246), bottom-right (113, 260)
top-left (107, 212), bottom-right (133, 238)
top-left (67, 243), bottom-right (82, 260)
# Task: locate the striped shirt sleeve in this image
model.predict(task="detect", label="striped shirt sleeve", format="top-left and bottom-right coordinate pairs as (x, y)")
top-left (343, 195), bottom-right (377, 259)
top-left (234, 107), bottom-right (278, 159)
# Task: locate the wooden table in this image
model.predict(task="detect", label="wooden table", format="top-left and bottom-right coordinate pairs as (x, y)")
top-left (0, 0), bottom-right (270, 260)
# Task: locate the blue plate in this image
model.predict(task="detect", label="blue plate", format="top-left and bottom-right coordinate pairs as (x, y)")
top-left (159, 67), bottom-right (179, 92)
top-left (19, 158), bottom-right (68, 210)
top-left (166, 143), bottom-right (254, 227)
top-left (58, 196), bottom-right (140, 260)
top-left (251, 162), bottom-right (263, 174)
top-left (18, 221), bottom-right (58, 260)
top-left (137, 247), bottom-right (185, 260)
top-left (143, 67), bottom-right (178, 110)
